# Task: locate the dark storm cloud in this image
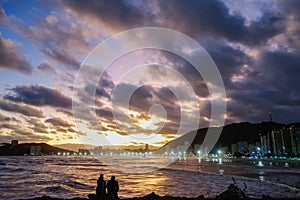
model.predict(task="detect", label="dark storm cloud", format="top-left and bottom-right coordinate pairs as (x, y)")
top-left (63, 0), bottom-right (285, 45)
top-left (222, 47), bottom-right (300, 123)
top-left (278, 0), bottom-right (300, 18)
top-left (0, 34), bottom-right (32, 73)
top-left (260, 51), bottom-right (300, 82)
top-left (63, 0), bottom-right (151, 30)
top-left (157, 40), bottom-right (254, 104)
top-left (0, 99), bottom-right (44, 118)
top-left (256, 50), bottom-right (300, 106)
top-left (4, 85), bottom-right (72, 108)
top-left (205, 40), bottom-right (251, 73)
top-left (45, 117), bottom-right (72, 127)
top-left (247, 12), bottom-right (285, 45)
top-left (203, 39), bottom-right (253, 87)
top-left (156, 0), bottom-right (285, 45)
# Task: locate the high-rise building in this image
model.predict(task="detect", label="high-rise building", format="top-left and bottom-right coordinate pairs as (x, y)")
top-left (11, 140), bottom-right (18, 146)
top-left (231, 143), bottom-right (237, 154)
top-left (30, 145), bottom-right (41, 155)
top-left (249, 143), bottom-right (258, 156)
top-left (267, 132), bottom-right (271, 154)
top-left (291, 127), bottom-right (300, 156)
top-left (271, 129), bottom-right (284, 156)
top-left (260, 135), bottom-right (269, 156)
top-left (145, 143), bottom-right (149, 151)
top-left (296, 128), bottom-right (300, 155)
top-left (30, 146), bottom-right (36, 155)
top-left (282, 127), bottom-right (293, 155)
top-left (35, 146), bottom-right (41, 155)
top-left (237, 141), bottom-right (248, 154)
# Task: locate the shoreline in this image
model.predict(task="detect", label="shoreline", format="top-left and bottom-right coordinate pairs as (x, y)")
top-left (22, 192), bottom-right (300, 200)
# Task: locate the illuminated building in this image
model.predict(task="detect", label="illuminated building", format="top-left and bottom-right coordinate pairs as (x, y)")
top-left (237, 141), bottom-right (248, 154)
top-left (271, 129), bottom-right (284, 156)
top-left (260, 135), bottom-right (269, 156)
top-left (291, 127), bottom-right (300, 156)
top-left (231, 143), bottom-right (237, 154)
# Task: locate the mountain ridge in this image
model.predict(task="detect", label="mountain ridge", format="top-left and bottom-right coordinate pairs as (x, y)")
top-left (159, 121), bottom-right (300, 154)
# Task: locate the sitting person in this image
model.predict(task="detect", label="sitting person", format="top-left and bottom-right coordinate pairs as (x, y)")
top-left (96, 174), bottom-right (106, 195)
top-left (107, 176), bottom-right (119, 200)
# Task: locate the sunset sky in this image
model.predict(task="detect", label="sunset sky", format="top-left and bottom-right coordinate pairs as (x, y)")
top-left (0, 0), bottom-right (300, 147)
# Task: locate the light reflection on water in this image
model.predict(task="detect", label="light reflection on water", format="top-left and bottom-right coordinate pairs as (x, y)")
top-left (0, 156), bottom-right (299, 200)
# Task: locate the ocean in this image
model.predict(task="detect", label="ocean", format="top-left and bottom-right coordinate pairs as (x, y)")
top-left (0, 156), bottom-right (299, 199)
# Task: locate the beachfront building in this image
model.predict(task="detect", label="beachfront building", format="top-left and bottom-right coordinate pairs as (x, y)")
top-left (30, 145), bottom-right (41, 156)
top-left (249, 143), bottom-right (260, 156)
top-left (270, 127), bottom-right (300, 156)
top-left (231, 143), bottom-right (237, 154)
top-left (237, 141), bottom-right (248, 155)
top-left (271, 129), bottom-right (284, 156)
top-left (260, 134), bottom-right (271, 156)
top-left (291, 127), bottom-right (300, 156)
top-left (11, 140), bottom-right (18, 146)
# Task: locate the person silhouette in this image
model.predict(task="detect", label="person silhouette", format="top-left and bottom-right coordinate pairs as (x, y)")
top-left (107, 176), bottom-right (119, 199)
top-left (96, 174), bottom-right (106, 195)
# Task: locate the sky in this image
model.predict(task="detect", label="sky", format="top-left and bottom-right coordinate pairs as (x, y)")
top-left (0, 0), bottom-right (300, 147)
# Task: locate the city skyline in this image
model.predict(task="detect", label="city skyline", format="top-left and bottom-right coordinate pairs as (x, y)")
top-left (1, 0), bottom-right (300, 147)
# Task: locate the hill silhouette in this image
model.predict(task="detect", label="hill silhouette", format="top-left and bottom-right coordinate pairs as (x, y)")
top-left (0, 142), bottom-right (74, 156)
top-left (159, 121), bottom-right (300, 154)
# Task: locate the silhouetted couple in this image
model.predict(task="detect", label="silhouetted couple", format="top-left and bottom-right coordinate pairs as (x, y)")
top-left (96, 174), bottom-right (119, 200)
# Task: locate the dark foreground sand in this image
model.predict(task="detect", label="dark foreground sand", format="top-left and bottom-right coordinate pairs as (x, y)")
top-left (22, 192), bottom-right (300, 200)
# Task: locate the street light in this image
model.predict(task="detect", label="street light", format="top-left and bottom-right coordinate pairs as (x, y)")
top-left (218, 150), bottom-right (222, 157)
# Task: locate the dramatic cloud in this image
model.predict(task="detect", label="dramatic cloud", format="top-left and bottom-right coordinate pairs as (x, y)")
top-left (1, 8), bottom-right (90, 70)
top-left (45, 117), bottom-right (72, 127)
top-left (0, 34), bottom-right (32, 73)
top-left (0, 99), bottom-right (44, 118)
top-left (0, 122), bottom-right (51, 142)
top-left (56, 109), bottom-right (73, 117)
top-left (0, 112), bottom-right (10, 121)
top-left (155, 0), bottom-right (285, 45)
top-left (27, 118), bottom-right (48, 134)
top-left (63, 0), bottom-right (151, 31)
top-left (41, 48), bottom-right (80, 70)
top-left (0, 0), bottom-right (299, 145)
top-left (4, 85), bottom-right (72, 108)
